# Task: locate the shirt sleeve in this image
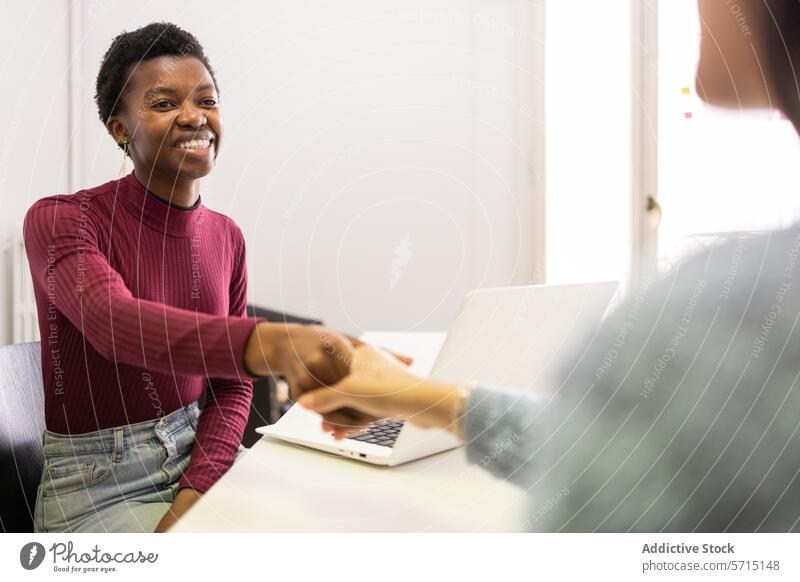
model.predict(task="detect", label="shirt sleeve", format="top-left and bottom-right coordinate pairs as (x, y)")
top-left (23, 198), bottom-right (261, 380)
top-left (463, 386), bottom-right (552, 490)
top-left (180, 227), bottom-right (255, 492)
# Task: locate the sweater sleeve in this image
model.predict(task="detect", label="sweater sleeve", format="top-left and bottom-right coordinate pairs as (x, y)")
top-left (180, 228), bottom-right (255, 492)
top-left (463, 386), bottom-right (552, 489)
top-left (23, 198), bottom-right (260, 380)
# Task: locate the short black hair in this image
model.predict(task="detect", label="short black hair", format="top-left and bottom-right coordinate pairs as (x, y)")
top-left (94, 22), bottom-right (219, 146)
top-left (765, 0), bottom-right (800, 128)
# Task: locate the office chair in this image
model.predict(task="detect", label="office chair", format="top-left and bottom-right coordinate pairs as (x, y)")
top-left (0, 341), bottom-right (45, 532)
top-left (241, 305), bottom-right (322, 447)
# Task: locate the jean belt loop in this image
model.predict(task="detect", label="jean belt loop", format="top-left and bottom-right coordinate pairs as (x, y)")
top-left (186, 402), bottom-right (199, 430)
top-left (113, 427), bottom-right (124, 463)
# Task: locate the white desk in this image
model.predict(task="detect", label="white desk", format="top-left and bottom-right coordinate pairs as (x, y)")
top-left (172, 331), bottom-right (528, 532)
top-left (173, 436), bottom-right (526, 532)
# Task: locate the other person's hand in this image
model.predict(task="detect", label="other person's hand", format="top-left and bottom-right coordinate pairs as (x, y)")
top-left (342, 333), bottom-right (414, 367)
top-left (297, 345), bottom-right (459, 438)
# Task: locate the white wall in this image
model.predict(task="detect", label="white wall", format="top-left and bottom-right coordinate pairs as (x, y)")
top-left (1, 0), bottom-right (540, 341)
top-left (0, 0), bottom-right (71, 343)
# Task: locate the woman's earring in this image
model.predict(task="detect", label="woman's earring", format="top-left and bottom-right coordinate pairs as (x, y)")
top-left (118, 136), bottom-right (129, 177)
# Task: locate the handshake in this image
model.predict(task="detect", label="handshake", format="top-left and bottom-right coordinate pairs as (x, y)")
top-left (242, 322), bottom-right (429, 433)
top-left (243, 321), bottom-right (462, 437)
top-left (243, 322), bottom-right (363, 398)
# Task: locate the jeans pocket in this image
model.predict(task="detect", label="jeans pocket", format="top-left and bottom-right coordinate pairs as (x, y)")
top-left (41, 461), bottom-right (96, 497)
top-left (42, 429), bottom-right (125, 498)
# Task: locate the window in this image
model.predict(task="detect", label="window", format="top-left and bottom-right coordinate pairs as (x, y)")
top-left (545, 0), bottom-right (633, 284)
top-left (657, 0), bottom-right (800, 265)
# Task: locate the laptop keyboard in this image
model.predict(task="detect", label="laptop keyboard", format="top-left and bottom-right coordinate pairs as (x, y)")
top-left (346, 419), bottom-right (405, 448)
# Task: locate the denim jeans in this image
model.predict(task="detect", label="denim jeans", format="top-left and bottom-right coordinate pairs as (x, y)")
top-left (34, 401), bottom-right (245, 533)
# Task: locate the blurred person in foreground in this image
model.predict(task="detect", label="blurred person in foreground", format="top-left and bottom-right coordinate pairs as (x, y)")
top-left (300, 0), bottom-right (800, 532)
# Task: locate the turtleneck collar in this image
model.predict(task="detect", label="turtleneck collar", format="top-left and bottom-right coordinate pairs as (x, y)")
top-left (117, 170), bottom-right (204, 237)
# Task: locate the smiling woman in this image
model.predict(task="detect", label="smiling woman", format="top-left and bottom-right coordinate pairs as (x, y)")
top-left (95, 24), bottom-right (222, 206)
top-left (23, 22), bottom-right (357, 533)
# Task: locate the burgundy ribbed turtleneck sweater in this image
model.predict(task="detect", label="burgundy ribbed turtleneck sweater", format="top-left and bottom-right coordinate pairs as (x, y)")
top-left (23, 170), bottom-right (264, 492)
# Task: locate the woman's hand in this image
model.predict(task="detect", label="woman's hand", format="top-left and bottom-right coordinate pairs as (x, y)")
top-left (154, 488), bottom-right (202, 532)
top-left (244, 322), bottom-right (354, 400)
top-left (297, 345), bottom-right (459, 438)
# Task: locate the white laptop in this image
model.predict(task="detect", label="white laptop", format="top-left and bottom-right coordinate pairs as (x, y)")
top-left (256, 281), bottom-right (619, 466)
